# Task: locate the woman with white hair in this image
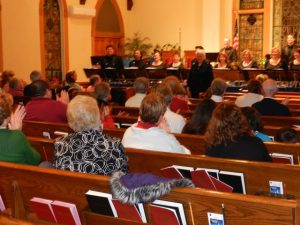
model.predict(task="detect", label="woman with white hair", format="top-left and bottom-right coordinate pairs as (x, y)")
top-left (53, 95), bottom-right (128, 175)
top-left (187, 49), bottom-right (213, 98)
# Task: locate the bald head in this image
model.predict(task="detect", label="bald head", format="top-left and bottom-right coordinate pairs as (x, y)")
top-left (262, 79), bottom-right (278, 97)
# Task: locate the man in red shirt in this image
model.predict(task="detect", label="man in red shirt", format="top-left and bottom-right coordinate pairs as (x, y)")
top-left (25, 80), bottom-right (68, 123)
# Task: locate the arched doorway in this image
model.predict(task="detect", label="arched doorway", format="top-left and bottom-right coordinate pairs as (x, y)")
top-left (39, 0), bottom-right (69, 82)
top-left (92, 0), bottom-right (124, 56)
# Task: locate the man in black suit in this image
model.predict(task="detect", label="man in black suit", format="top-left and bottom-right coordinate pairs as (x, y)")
top-left (252, 79), bottom-right (291, 116)
top-left (100, 45), bottom-right (124, 70)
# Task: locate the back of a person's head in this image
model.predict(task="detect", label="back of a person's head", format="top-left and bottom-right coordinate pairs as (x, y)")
top-left (8, 78), bottom-right (21, 90)
top-left (134, 77), bottom-right (149, 94)
top-left (241, 107), bottom-right (263, 132)
top-left (163, 76), bottom-right (186, 95)
top-left (151, 83), bottom-right (172, 105)
top-left (262, 79), bottom-right (278, 97)
top-left (275, 127), bottom-right (299, 143)
top-left (210, 78), bottom-right (227, 96)
top-left (94, 82), bottom-right (110, 101)
top-left (67, 95), bottom-right (100, 132)
top-left (205, 102), bottom-right (251, 146)
top-left (247, 80), bottom-right (262, 94)
top-left (255, 74), bottom-right (269, 83)
top-left (0, 70), bottom-right (14, 87)
top-left (30, 80), bottom-right (49, 97)
top-left (65, 71), bottom-right (76, 84)
top-left (89, 75), bottom-right (101, 86)
top-left (30, 70), bottom-right (42, 82)
top-left (184, 99), bottom-right (216, 134)
top-left (139, 93), bottom-right (166, 124)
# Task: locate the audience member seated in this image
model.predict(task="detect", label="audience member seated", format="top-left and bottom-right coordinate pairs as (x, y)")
top-left (7, 78), bottom-right (25, 97)
top-left (23, 70), bottom-right (42, 96)
top-left (122, 93), bottom-right (190, 154)
top-left (252, 79), bottom-right (291, 116)
top-left (0, 70), bottom-right (14, 92)
top-left (238, 49), bottom-right (258, 70)
top-left (25, 80), bottom-right (68, 123)
top-left (53, 95), bottom-right (128, 175)
top-left (100, 45), bottom-right (124, 70)
top-left (167, 52), bottom-right (183, 69)
top-left (86, 75), bottom-right (101, 93)
top-left (214, 51), bottom-right (230, 69)
top-left (235, 80), bottom-right (263, 107)
top-left (187, 49), bottom-right (213, 98)
top-left (163, 76), bottom-right (189, 113)
top-left (94, 82), bottom-right (115, 129)
top-left (125, 77), bottom-right (149, 108)
top-left (151, 84), bottom-right (186, 133)
top-left (255, 74), bottom-right (269, 83)
top-left (129, 50), bottom-right (147, 69)
top-left (219, 38), bottom-right (238, 63)
top-left (275, 127), bottom-right (299, 143)
top-left (182, 99), bottom-right (216, 135)
top-left (208, 78), bottom-right (227, 103)
top-left (290, 48), bottom-right (300, 70)
top-left (241, 107), bottom-right (272, 142)
top-left (205, 102), bottom-right (272, 162)
top-left (63, 70), bottom-right (82, 91)
top-left (0, 96), bottom-right (41, 165)
top-left (265, 47), bottom-right (288, 70)
top-left (149, 51), bottom-right (165, 69)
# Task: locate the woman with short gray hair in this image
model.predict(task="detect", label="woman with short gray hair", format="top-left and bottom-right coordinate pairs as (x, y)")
top-left (53, 95), bottom-right (128, 175)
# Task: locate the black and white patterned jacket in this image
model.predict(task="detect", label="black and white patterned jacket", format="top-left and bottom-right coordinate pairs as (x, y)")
top-left (53, 129), bottom-right (128, 175)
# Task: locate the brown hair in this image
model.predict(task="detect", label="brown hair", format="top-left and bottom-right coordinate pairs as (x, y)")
top-left (247, 80), bottom-right (262, 94)
top-left (163, 76), bottom-right (186, 95)
top-left (139, 93), bottom-right (166, 124)
top-left (151, 83), bottom-right (172, 105)
top-left (0, 95), bottom-right (11, 125)
top-left (217, 51), bottom-right (228, 63)
top-left (205, 102), bottom-right (252, 146)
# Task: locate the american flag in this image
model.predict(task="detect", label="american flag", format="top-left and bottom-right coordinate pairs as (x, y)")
top-left (233, 18), bottom-right (239, 50)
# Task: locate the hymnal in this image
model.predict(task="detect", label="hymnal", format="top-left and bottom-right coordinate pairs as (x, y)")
top-left (160, 165), bottom-right (194, 179)
top-left (218, 171), bottom-right (246, 194)
top-left (150, 200), bottom-right (187, 225)
top-left (112, 199), bottom-right (147, 223)
top-left (270, 153), bottom-right (294, 165)
top-left (85, 190), bottom-right (117, 217)
top-left (51, 200), bottom-right (81, 225)
top-left (208, 212), bottom-right (225, 225)
top-left (269, 181), bottom-right (284, 195)
top-left (191, 170), bottom-right (233, 193)
top-left (30, 197), bottom-right (57, 223)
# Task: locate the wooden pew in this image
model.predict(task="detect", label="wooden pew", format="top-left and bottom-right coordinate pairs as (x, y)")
top-left (261, 116), bottom-right (300, 127)
top-left (27, 137), bottom-right (300, 197)
top-left (1, 162), bottom-right (298, 225)
top-left (24, 120), bottom-right (300, 164)
top-left (0, 162), bottom-right (299, 225)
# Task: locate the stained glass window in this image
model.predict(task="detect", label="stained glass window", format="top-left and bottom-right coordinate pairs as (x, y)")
top-left (273, 0), bottom-right (300, 48)
top-left (240, 0), bottom-right (264, 9)
top-left (239, 14), bottom-right (264, 62)
top-left (43, 0), bottom-right (62, 82)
